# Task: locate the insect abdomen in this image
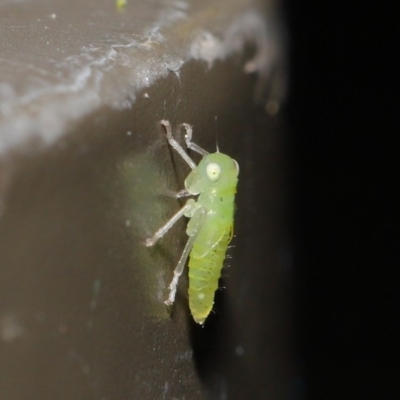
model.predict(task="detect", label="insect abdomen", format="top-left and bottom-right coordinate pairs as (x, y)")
top-left (188, 232), bottom-right (231, 324)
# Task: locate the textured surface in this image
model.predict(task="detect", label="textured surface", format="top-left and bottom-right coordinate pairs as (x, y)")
top-left (0, 0), bottom-right (290, 399)
top-left (0, 0), bottom-right (283, 155)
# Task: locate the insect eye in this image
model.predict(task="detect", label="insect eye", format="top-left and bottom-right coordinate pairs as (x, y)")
top-left (206, 163), bottom-right (221, 182)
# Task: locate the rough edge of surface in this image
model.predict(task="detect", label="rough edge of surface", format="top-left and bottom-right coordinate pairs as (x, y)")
top-left (0, 7), bottom-right (277, 156)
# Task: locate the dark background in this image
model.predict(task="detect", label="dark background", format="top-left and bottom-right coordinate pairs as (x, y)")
top-left (285, 1), bottom-right (397, 399)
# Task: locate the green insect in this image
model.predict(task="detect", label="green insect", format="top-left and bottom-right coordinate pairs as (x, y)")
top-left (145, 120), bottom-right (239, 324)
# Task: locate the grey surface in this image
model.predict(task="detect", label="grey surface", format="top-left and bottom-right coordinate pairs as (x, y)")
top-left (0, 0), bottom-right (290, 399)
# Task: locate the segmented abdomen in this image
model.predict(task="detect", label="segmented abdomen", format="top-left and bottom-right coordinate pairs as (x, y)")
top-left (188, 231), bottom-right (231, 324)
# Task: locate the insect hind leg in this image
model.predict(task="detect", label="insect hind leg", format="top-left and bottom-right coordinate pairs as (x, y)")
top-left (165, 207), bottom-right (206, 306)
top-left (165, 232), bottom-right (196, 306)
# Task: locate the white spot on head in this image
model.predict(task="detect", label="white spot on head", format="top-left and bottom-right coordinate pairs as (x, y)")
top-left (206, 162), bottom-right (221, 182)
top-left (198, 293), bottom-right (205, 300)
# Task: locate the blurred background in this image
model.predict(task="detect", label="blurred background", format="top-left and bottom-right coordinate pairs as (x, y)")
top-left (285, 1), bottom-right (397, 398)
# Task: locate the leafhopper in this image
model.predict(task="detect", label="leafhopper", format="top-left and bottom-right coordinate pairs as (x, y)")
top-left (146, 120), bottom-right (239, 324)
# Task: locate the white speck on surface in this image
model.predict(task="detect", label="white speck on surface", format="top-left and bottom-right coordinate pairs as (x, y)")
top-left (190, 32), bottom-right (222, 68)
top-left (50, 13), bottom-right (57, 19)
top-left (175, 350), bottom-right (192, 361)
top-left (198, 293), bottom-right (205, 300)
top-left (1, 312), bottom-right (24, 343)
top-left (235, 345), bottom-right (245, 356)
top-left (162, 381), bottom-right (170, 397)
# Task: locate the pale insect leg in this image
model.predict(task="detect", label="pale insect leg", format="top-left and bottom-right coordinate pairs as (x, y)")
top-left (161, 188), bottom-right (192, 199)
top-left (178, 123), bottom-right (209, 156)
top-left (161, 120), bottom-right (197, 170)
top-left (145, 199), bottom-right (196, 247)
top-left (175, 189), bottom-right (192, 198)
top-left (165, 207), bottom-right (207, 306)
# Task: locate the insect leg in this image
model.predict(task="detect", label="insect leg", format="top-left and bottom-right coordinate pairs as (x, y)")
top-left (175, 189), bottom-right (192, 198)
top-left (178, 123), bottom-right (209, 156)
top-left (161, 120), bottom-right (197, 169)
top-left (165, 207), bottom-right (207, 306)
top-left (145, 199), bottom-right (197, 247)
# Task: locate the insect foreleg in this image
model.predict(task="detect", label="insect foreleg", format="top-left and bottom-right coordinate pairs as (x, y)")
top-left (178, 123), bottom-right (209, 157)
top-left (145, 199), bottom-right (197, 247)
top-left (161, 120), bottom-right (196, 169)
top-left (165, 207), bottom-right (207, 306)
